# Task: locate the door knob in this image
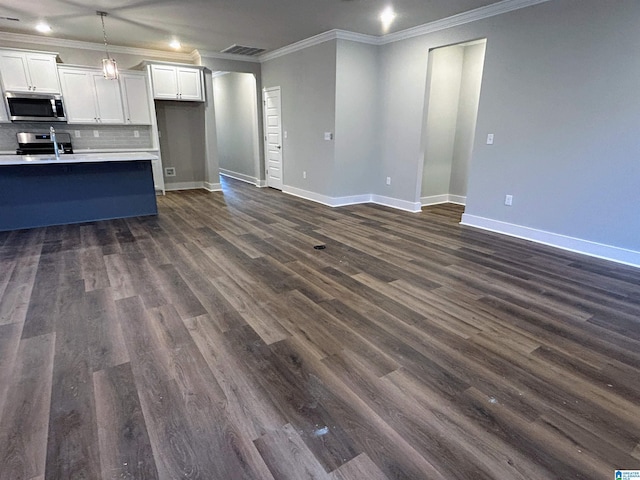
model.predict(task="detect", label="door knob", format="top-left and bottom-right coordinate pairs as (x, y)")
top-left (277, 145), bottom-right (281, 149)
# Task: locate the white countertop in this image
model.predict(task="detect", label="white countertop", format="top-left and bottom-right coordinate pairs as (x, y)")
top-left (0, 152), bottom-right (159, 166)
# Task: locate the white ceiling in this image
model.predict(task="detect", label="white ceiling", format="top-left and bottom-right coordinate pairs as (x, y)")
top-left (0, 0), bottom-right (501, 55)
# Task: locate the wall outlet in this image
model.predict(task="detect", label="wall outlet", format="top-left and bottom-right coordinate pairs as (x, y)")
top-left (487, 133), bottom-right (494, 145)
top-left (303, 171), bottom-right (307, 179)
top-left (505, 194), bottom-right (513, 206)
top-left (386, 177), bottom-right (391, 186)
top-left (74, 130), bottom-right (81, 138)
top-left (324, 132), bottom-right (333, 141)
top-left (93, 130), bottom-right (99, 138)
top-left (133, 130), bottom-right (140, 138)
top-left (284, 131), bottom-right (288, 139)
top-left (165, 167), bottom-right (176, 177)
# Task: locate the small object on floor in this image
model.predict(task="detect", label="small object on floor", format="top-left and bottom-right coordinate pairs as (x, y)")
top-left (314, 245), bottom-right (326, 250)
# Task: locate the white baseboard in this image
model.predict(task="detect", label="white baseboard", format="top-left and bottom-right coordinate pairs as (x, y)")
top-left (421, 194), bottom-right (467, 206)
top-left (282, 185), bottom-right (421, 213)
top-left (204, 181), bottom-right (221, 192)
top-left (165, 181), bottom-right (221, 192)
top-left (370, 194), bottom-right (422, 213)
top-left (165, 181), bottom-right (205, 191)
top-left (461, 214), bottom-right (640, 268)
top-left (219, 169), bottom-right (262, 187)
top-left (448, 195), bottom-right (467, 205)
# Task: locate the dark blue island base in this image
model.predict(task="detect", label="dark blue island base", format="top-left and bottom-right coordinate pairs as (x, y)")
top-left (0, 160), bottom-right (158, 232)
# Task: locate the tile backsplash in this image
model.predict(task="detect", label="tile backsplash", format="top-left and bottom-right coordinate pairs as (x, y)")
top-left (0, 123), bottom-right (153, 152)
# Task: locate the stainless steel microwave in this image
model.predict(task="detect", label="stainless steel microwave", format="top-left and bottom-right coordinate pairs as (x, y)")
top-left (5, 92), bottom-right (67, 122)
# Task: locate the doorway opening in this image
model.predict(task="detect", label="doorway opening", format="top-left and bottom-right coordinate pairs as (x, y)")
top-left (211, 72), bottom-right (262, 187)
top-left (420, 39), bottom-right (487, 210)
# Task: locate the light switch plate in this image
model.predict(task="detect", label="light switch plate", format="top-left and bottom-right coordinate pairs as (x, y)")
top-left (487, 133), bottom-right (494, 145)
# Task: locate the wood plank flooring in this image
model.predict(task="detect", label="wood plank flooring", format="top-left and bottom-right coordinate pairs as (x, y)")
top-left (1, 176), bottom-right (640, 479)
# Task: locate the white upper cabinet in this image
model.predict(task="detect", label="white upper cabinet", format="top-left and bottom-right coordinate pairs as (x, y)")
top-left (0, 50), bottom-right (60, 93)
top-left (120, 72), bottom-right (152, 124)
top-left (0, 98), bottom-right (8, 123)
top-left (150, 64), bottom-right (204, 101)
top-left (58, 67), bottom-right (124, 124)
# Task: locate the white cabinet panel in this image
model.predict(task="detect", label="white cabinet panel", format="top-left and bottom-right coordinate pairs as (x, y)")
top-left (0, 99), bottom-right (8, 123)
top-left (150, 64), bottom-right (203, 101)
top-left (120, 73), bottom-right (152, 125)
top-left (176, 68), bottom-right (202, 101)
top-left (92, 75), bottom-right (124, 124)
top-left (150, 65), bottom-right (179, 100)
top-left (58, 69), bottom-right (97, 123)
top-left (59, 67), bottom-right (124, 124)
top-left (0, 50), bottom-right (60, 93)
top-left (24, 55), bottom-right (60, 93)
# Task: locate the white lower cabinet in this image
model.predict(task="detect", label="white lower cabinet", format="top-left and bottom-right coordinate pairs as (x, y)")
top-left (58, 67), bottom-right (124, 124)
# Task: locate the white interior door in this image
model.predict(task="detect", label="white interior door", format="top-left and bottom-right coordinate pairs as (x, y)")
top-left (263, 87), bottom-right (283, 190)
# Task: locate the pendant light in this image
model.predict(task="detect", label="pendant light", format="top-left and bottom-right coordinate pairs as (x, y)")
top-left (97, 11), bottom-right (118, 80)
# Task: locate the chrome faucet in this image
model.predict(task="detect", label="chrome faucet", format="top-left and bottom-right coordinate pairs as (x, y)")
top-left (50, 126), bottom-right (60, 159)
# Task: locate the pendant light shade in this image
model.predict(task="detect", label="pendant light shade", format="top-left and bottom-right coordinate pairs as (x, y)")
top-left (97, 11), bottom-right (118, 80)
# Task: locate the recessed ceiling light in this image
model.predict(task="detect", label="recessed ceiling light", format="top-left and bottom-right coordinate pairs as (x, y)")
top-left (35, 22), bottom-right (52, 33)
top-left (380, 7), bottom-right (396, 31)
top-left (169, 39), bottom-right (181, 50)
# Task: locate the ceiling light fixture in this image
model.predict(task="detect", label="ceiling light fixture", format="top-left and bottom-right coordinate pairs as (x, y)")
top-left (97, 11), bottom-right (118, 80)
top-left (169, 39), bottom-right (181, 50)
top-left (380, 6), bottom-right (397, 32)
top-left (35, 23), bottom-right (51, 33)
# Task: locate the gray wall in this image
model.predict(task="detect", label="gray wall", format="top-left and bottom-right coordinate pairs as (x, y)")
top-left (155, 101), bottom-right (206, 185)
top-left (334, 40), bottom-right (379, 197)
top-left (421, 45), bottom-right (464, 199)
top-left (212, 72), bottom-right (260, 180)
top-left (261, 40), bottom-right (337, 196)
top-left (377, 0), bottom-right (640, 251)
top-left (450, 42), bottom-right (485, 198)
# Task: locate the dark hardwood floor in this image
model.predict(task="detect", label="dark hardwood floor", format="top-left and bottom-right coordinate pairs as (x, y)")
top-left (1, 176), bottom-right (640, 479)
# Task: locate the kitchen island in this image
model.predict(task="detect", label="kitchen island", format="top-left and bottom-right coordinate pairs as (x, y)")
top-left (0, 152), bottom-right (159, 231)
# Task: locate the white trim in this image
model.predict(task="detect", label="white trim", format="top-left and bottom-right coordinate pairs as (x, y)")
top-left (448, 195), bottom-right (467, 205)
top-left (421, 194), bottom-right (467, 206)
top-left (259, 0), bottom-right (549, 61)
top-left (370, 194), bottom-right (422, 213)
top-left (165, 181), bottom-right (206, 191)
top-left (256, 180), bottom-right (268, 188)
top-left (421, 194), bottom-right (449, 206)
top-left (460, 214), bottom-right (640, 268)
top-left (260, 30), bottom-right (378, 62)
top-left (0, 31), bottom-right (194, 61)
top-left (380, 0), bottom-right (552, 44)
top-left (219, 169), bottom-right (261, 186)
top-left (282, 186), bottom-right (421, 212)
top-left (204, 182), bottom-right (222, 192)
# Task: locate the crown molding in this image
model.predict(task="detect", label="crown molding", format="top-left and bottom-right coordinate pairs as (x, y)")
top-left (259, 29), bottom-right (379, 62)
top-left (259, 0), bottom-right (550, 61)
top-left (0, 31), bottom-right (194, 61)
top-left (191, 48), bottom-right (261, 64)
top-left (380, 0), bottom-right (552, 44)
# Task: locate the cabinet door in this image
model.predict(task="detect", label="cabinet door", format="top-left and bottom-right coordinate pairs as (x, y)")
top-left (177, 67), bottom-right (203, 101)
top-left (58, 69), bottom-right (98, 123)
top-left (120, 73), bottom-right (151, 124)
top-left (93, 74), bottom-right (125, 124)
top-left (151, 65), bottom-right (179, 99)
top-left (0, 98), bottom-right (8, 122)
top-left (25, 54), bottom-right (60, 93)
top-left (0, 52), bottom-right (31, 92)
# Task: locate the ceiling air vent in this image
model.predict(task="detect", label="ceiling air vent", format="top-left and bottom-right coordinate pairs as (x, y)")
top-left (221, 44), bottom-right (266, 56)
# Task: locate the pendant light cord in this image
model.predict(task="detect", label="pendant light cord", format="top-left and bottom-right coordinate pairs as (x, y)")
top-left (98, 12), bottom-right (111, 58)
